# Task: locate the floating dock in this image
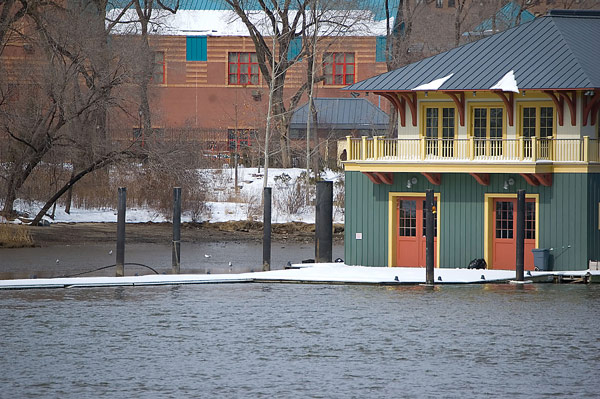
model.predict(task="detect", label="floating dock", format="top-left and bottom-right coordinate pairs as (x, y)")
top-left (1, 263), bottom-right (598, 290)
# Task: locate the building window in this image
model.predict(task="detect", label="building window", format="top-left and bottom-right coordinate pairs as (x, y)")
top-left (228, 129), bottom-right (256, 151)
top-left (228, 53), bottom-right (259, 85)
top-left (376, 37), bottom-right (387, 62)
top-left (423, 104), bottom-right (456, 157)
top-left (519, 104), bottom-right (554, 138)
top-left (436, 0), bottom-right (443, 7)
top-left (448, 0), bottom-right (456, 6)
top-left (471, 106), bottom-right (504, 157)
top-left (287, 37), bottom-right (302, 61)
top-left (323, 52), bottom-right (355, 85)
top-left (152, 51), bottom-right (165, 84)
top-left (519, 103), bottom-right (554, 158)
top-left (186, 36), bottom-right (207, 61)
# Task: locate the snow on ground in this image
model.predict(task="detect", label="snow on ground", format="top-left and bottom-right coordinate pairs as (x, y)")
top-left (10, 168), bottom-right (344, 225)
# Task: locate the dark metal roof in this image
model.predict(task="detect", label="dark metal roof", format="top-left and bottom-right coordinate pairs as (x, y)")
top-left (290, 98), bottom-right (389, 130)
top-left (345, 11), bottom-right (600, 92)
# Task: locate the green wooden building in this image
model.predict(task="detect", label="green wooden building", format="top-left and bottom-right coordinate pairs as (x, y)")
top-left (342, 10), bottom-right (600, 271)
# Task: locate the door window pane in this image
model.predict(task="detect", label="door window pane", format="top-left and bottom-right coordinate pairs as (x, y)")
top-left (496, 201), bottom-right (514, 239)
top-left (526, 202), bottom-right (536, 240)
top-left (398, 200), bottom-right (417, 237)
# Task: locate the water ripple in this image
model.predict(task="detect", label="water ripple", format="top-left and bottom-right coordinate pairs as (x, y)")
top-left (1, 284), bottom-right (599, 398)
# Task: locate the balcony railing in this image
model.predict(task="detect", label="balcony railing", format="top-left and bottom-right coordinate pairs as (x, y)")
top-left (344, 136), bottom-right (600, 163)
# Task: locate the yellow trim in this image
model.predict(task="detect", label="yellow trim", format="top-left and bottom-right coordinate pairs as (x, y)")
top-left (344, 162), bottom-right (600, 174)
top-left (388, 192), bottom-right (441, 268)
top-left (483, 193), bottom-right (540, 269)
top-left (517, 101), bottom-right (556, 138)
top-left (467, 102), bottom-right (507, 139)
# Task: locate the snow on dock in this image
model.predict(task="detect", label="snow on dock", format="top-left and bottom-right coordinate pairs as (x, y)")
top-left (3, 263), bottom-right (594, 290)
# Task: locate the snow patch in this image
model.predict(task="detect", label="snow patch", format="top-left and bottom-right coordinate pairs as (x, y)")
top-left (411, 74), bottom-right (454, 91)
top-left (490, 70), bottom-right (519, 93)
top-left (9, 168), bottom-right (344, 225)
top-left (107, 9), bottom-right (387, 37)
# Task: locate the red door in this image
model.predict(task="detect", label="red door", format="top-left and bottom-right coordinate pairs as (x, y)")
top-left (396, 198), bottom-right (437, 267)
top-left (492, 199), bottom-right (535, 270)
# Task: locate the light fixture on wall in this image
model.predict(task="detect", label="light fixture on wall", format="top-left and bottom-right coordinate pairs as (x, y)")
top-left (503, 177), bottom-right (515, 190)
top-left (406, 177), bottom-right (418, 189)
top-left (424, 91), bottom-right (428, 97)
top-left (472, 91), bottom-right (476, 97)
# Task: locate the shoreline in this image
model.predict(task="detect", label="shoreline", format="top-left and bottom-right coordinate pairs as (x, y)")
top-left (2, 221), bottom-right (345, 247)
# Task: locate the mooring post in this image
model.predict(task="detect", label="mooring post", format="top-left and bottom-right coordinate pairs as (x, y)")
top-left (516, 189), bottom-right (526, 282)
top-left (172, 187), bottom-right (181, 274)
top-left (315, 181), bottom-right (333, 263)
top-left (425, 189), bottom-right (434, 285)
top-left (116, 187), bottom-right (126, 277)
top-left (263, 187), bottom-right (272, 271)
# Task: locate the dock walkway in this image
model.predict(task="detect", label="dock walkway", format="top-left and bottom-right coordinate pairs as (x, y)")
top-left (1, 263), bottom-right (598, 290)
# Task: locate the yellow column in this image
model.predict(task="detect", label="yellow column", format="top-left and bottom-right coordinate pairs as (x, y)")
top-left (420, 136), bottom-right (426, 160)
top-left (373, 136), bottom-right (380, 159)
top-left (519, 137), bottom-right (524, 161)
top-left (361, 136), bottom-right (367, 160)
top-left (346, 136), bottom-right (352, 160)
top-left (469, 136), bottom-right (475, 160)
top-left (531, 137), bottom-right (537, 162)
top-left (584, 136), bottom-right (589, 163)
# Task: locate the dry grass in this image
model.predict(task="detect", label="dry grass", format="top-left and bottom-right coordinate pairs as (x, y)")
top-left (8, 162), bottom-right (211, 222)
top-left (0, 224), bottom-right (34, 248)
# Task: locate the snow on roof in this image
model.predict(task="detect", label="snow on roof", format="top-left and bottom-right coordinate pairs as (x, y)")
top-left (107, 8), bottom-right (388, 36)
top-left (411, 73), bottom-right (454, 91)
top-left (490, 70), bottom-right (519, 93)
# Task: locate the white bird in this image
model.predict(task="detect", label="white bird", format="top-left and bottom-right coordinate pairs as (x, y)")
top-left (56, 259), bottom-right (60, 264)
top-left (204, 254), bottom-right (211, 258)
top-left (108, 250), bottom-right (113, 255)
top-left (229, 262), bottom-right (233, 273)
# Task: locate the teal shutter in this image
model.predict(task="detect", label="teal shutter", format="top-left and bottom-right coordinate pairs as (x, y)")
top-left (186, 36), bottom-right (207, 61)
top-left (287, 37), bottom-right (302, 61)
top-left (376, 36), bottom-right (386, 62)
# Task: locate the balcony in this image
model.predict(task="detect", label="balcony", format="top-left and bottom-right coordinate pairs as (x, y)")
top-left (343, 136), bottom-right (600, 174)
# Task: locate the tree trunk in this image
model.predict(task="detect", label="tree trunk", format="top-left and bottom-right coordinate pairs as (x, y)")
top-left (64, 168), bottom-right (75, 214)
top-left (31, 151), bottom-right (131, 225)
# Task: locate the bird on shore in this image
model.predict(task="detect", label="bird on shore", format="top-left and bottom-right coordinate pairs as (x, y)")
top-left (56, 259), bottom-right (60, 264)
top-left (204, 254), bottom-right (211, 258)
top-left (229, 262), bottom-right (233, 273)
top-left (108, 250), bottom-right (113, 255)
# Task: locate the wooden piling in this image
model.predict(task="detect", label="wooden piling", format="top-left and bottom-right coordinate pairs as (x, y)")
top-left (315, 181), bottom-right (333, 263)
top-left (263, 187), bottom-right (271, 271)
top-left (172, 187), bottom-right (181, 274)
top-left (425, 189), bottom-right (434, 285)
top-left (116, 187), bottom-right (126, 277)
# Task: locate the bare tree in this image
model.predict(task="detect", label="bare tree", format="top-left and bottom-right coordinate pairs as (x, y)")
top-left (0, 2), bottom-right (136, 216)
top-left (223, 0), bottom-right (371, 170)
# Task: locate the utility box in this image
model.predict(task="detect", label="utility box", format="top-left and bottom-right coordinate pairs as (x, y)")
top-left (532, 248), bottom-right (550, 271)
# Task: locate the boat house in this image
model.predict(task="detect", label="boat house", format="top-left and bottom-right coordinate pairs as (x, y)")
top-left (342, 10), bottom-right (600, 271)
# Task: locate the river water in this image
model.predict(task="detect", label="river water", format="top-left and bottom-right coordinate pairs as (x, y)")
top-left (0, 242), bottom-right (345, 279)
top-left (1, 283), bottom-right (598, 398)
